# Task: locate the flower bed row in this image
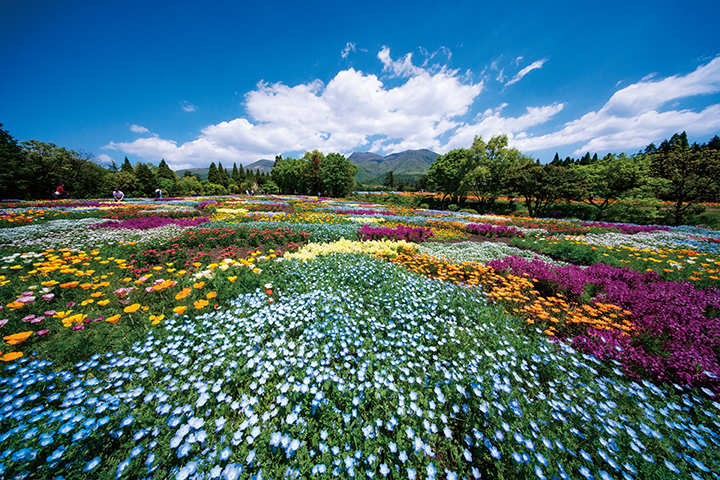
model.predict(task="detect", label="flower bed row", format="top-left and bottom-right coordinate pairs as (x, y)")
top-left (466, 223), bottom-right (524, 238)
top-left (357, 224), bottom-right (434, 243)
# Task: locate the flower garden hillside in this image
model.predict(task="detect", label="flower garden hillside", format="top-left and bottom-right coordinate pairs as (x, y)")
top-left (0, 195), bottom-right (719, 479)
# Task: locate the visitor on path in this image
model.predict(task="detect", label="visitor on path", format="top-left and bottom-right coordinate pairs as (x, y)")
top-left (113, 188), bottom-right (124, 201)
top-left (155, 188), bottom-right (162, 199)
top-left (55, 184), bottom-right (69, 199)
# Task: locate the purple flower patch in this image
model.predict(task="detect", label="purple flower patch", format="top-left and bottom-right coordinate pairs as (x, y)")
top-left (357, 224), bottom-right (434, 243)
top-left (90, 216), bottom-right (210, 230)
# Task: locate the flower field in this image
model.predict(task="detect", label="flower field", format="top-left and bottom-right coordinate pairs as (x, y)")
top-left (1, 195), bottom-right (720, 480)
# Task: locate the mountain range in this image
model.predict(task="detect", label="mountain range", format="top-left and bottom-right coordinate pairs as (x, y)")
top-left (175, 149), bottom-right (439, 185)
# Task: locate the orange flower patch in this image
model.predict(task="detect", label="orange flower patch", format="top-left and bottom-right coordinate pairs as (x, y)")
top-left (0, 351), bottom-right (23, 361)
top-left (175, 288), bottom-right (192, 300)
top-left (4, 331), bottom-right (33, 345)
top-left (382, 248), bottom-right (635, 341)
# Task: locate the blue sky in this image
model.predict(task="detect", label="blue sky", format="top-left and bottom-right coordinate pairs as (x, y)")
top-left (2, 0), bottom-right (720, 170)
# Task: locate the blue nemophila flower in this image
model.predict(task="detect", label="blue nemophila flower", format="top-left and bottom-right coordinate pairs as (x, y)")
top-left (177, 441), bottom-right (192, 458)
top-left (116, 458), bottom-right (130, 478)
top-left (38, 433), bottom-right (54, 447)
top-left (83, 457), bottom-right (101, 472)
top-left (399, 451), bottom-right (408, 463)
top-left (664, 459), bottom-right (680, 474)
top-left (579, 465), bottom-right (593, 480)
top-left (312, 464), bottom-right (328, 475)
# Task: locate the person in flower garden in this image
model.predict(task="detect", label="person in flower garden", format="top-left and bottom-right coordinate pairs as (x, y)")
top-left (155, 187), bottom-right (162, 199)
top-left (113, 188), bottom-right (124, 201)
top-left (55, 183), bottom-right (69, 199)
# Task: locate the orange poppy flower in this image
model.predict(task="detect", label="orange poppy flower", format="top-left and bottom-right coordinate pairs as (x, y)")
top-left (206, 292), bottom-right (217, 299)
top-left (173, 306), bottom-right (187, 315)
top-left (124, 303), bottom-right (142, 313)
top-left (0, 351), bottom-right (23, 361)
top-left (3, 331), bottom-right (33, 345)
top-left (105, 314), bottom-right (121, 324)
top-left (194, 299), bottom-right (209, 309)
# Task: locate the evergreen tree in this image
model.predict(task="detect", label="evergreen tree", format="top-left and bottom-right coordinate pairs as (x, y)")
top-left (207, 162), bottom-right (222, 185)
top-left (121, 157), bottom-right (134, 173)
top-left (216, 162), bottom-right (230, 188)
top-left (134, 162), bottom-right (157, 196)
top-left (0, 124), bottom-right (29, 199)
top-left (157, 159), bottom-right (176, 182)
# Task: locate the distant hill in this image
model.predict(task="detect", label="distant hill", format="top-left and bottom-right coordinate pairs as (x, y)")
top-left (174, 150), bottom-right (439, 185)
top-left (244, 159), bottom-right (274, 174)
top-left (176, 167), bottom-right (209, 180)
top-left (349, 149), bottom-right (439, 184)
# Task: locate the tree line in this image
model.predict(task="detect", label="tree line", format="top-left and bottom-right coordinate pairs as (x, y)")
top-left (0, 125), bottom-right (359, 200)
top-left (426, 132), bottom-right (720, 225)
top-left (3, 123), bottom-right (718, 224)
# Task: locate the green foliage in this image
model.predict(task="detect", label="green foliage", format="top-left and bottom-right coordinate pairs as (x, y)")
top-left (0, 124), bottom-right (29, 199)
top-left (133, 162), bottom-right (157, 197)
top-left (505, 163), bottom-right (586, 217)
top-left (464, 135), bottom-right (534, 206)
top-left (649, 131), bottom-right (720, 225)
top-left (321, 152), bottom-right (357, 197)
top-left (427, 147), bottom-right (473, 202)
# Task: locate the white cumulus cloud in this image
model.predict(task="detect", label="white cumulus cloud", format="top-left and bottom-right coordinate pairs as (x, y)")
top-left (104, 51), bottom-right (720, 169)
top-left (130, 124), bottom-right (150, 134)
top-left (512, 56), bottom-right (720, 154)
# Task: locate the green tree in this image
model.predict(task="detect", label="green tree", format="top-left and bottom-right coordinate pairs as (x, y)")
top-left (384, 171), bottom-right (396, 189)
top-left (302, 150), bottom-right (325, 196)
top-left (20, 140), bottom-right (98, 199)
top-left (505, 163), bottom-right (586, 217)
top-left (156, 159), bottom-right (179, 195)
top-left (217, 162), bottom-right (231, 188)
top-left (121, 157), bottom-right (134, 173)
top-left (650, 132), bottom-right (720, 225)
top-left (110, 171), bottom-right (138, 198)
top-left (272, 156), bottom-right (302, 194)
top-left (0, 124), bottom-right (30, 199)
top-left (576, 153), bottom-right (643, 220)
top-left (426, 148), bottom-right (473, 202)
top-left (463, 135), bottom-right (533, 206)
top-left (207, 162), bottom-right (222, 186)
top-left (177, 175), bottom-right (203, 196)
top-left (134, 162), bottom-right (157, 197)
top-left (321, 153), bottom-right (358, 197)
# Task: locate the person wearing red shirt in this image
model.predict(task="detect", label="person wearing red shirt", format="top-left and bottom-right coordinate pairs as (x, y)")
top-left (55, 184), bottom-right (69, 199)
